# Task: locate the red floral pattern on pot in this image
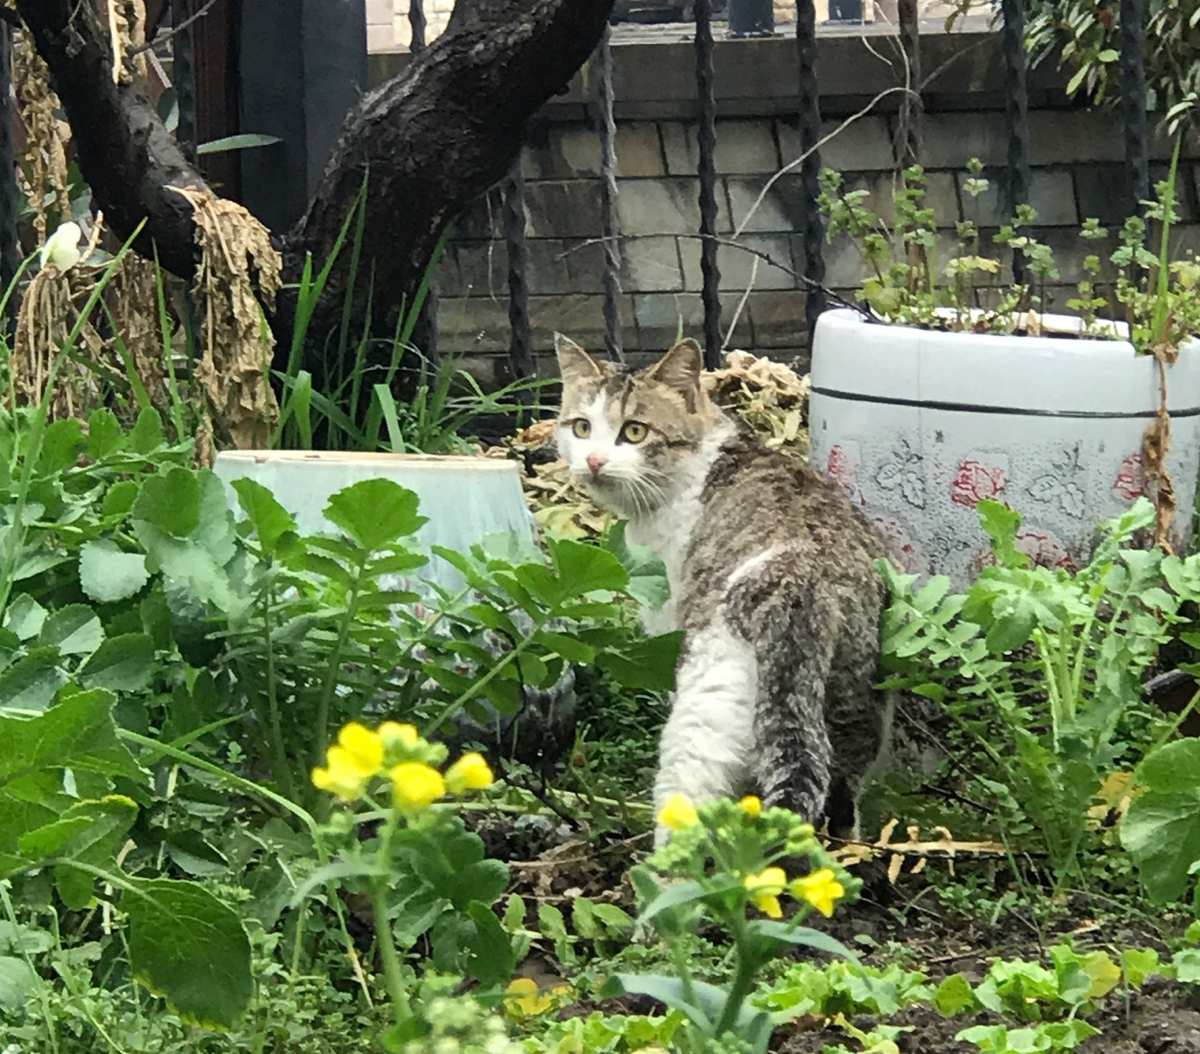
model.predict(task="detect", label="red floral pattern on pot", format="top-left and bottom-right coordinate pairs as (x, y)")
top-left (1112, 453), bottom-right (1148, 502)
top-left (950, 458), bottom-right (1007, 509)
top-left (825, 444), bottom-right (864, 504)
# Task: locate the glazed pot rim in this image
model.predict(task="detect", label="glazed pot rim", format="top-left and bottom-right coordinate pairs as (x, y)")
top-left (214, 450), bottom-right (518, 471)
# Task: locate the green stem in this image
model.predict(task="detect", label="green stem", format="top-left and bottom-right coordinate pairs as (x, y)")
top-left (313, 550), bottom-right (370, 772)
top-left (713, 913), bottom-right (758, 1037)
top-left (424, 613), bottom-right (551, 737)
top-left (0, 883), bottom-right (59, 1054)
top-left (261, 582), bottom-right (295, 801)
top-left (1149, 686), bottom-right (1200, 754)
top-left (370, 811), bottom-right (412, 1024)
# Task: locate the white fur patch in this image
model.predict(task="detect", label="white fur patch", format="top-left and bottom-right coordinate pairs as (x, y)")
top-left (726, 544), bottom-right (789, 589)
top-left (653, 618), bottom-right (758, 846)
top-left (627, 420), bottom-right (735, 635)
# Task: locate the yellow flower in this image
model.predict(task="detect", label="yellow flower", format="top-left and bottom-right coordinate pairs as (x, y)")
top-left (657, 793), bottom-right (699, 831)
top-left (335, 722), bottom-right (384, 775)
top-left (311, 756), bottom-right (369, 801)
top-left (743, 867), bottom-right (787, 918)
top-left (504, 977), bottom-right (555, 1018)
top-left (378, 722), bottom-right (419, 751)
top-left (739, 795), bottom-right (763, 817)
top-left (445, 752), bottom-right (494, 794)
top-left (790, 868), bottom-right (845, 918)
top-left (389, 762), bottom-right (446, 812)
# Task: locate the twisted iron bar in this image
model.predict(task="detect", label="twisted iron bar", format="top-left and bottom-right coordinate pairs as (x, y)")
top-left (595, 25), bottom-right (625, 363)
top-left (408, 0), bottom-right (439, 362)
top-left (694, 0), bottom-right (722, 368)
top-left (0, 24), bottom-right (18, 305)
top-left (409, 0), bottom-right (427, 50)
top-left (1119, 0), bottom-right (1149, 219)
top-left (504, 164), bottom-right (534, 390)
top-left (797, 0), bottom-right (825, 344)
top-left (1000, 0), bottom-right (1031, 286)
top-left (896, 0), bottom-right (922, 165)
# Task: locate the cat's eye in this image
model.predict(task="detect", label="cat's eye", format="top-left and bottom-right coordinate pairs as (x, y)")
top-left (571, 419), bottom-right (591, 439)
top-left (620, 421), bottom-right (649, 444)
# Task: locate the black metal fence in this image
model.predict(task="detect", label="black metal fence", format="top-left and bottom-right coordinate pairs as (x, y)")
top-left (442, 0), bottom-right (1155, 382)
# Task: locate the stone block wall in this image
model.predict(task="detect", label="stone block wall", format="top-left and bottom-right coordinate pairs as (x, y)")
top-left (367, 27), bottom-right (1200, 382)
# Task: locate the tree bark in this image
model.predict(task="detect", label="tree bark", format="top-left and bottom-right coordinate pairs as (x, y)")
top-left (284, 0), bottom-right (614, 350)
top-left (17, 0), bottom-right (616, 373)
top-left (15, 0), bottom-right (207, 278)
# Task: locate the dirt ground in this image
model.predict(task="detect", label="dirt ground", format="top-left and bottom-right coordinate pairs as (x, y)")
top-left (481, 813), bottom-right (1200, 1054)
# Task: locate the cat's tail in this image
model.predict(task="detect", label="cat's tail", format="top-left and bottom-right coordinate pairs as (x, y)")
top-left (724, 550), bottom-right (840, 823)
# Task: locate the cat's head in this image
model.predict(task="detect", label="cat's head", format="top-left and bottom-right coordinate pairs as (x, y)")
top-left (554, 333), bottom-right (724, 516)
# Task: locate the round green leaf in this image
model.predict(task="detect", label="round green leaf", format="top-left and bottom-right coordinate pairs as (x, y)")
top-left (80, 541), bottom-right (150, 604)
top-left (126, 878), bottom-right (252, 1028)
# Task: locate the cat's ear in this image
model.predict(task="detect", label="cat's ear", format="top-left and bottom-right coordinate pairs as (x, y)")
top-left (555, 333), bottom-right (604, 386)
top-left (644, 338), bottom-right (703, 395)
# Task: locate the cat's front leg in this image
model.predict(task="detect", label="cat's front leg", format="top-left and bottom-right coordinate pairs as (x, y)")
top-left (652, 620), bottom-right (758, 847)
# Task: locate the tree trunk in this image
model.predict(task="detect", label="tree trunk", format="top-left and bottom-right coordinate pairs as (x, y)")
top-left (15, 0), bottom-right (207, 279)
top-left (17, 0), bottom-right (615, 374)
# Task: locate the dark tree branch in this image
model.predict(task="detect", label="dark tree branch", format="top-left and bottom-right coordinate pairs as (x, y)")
top-left (14, 0), bottom-right (205, 277)
top-left (131, 0), bottom-right (220, 56)
top-left (282, 0), bottom-right (615, 353)
top-left (19, 0), bottom-right (614, 388)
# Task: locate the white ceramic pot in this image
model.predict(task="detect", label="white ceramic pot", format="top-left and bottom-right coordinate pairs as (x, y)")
top-left (212, 451), bottom-right (535, 592)
top-left (809, 309), bottom-right (1200, 585)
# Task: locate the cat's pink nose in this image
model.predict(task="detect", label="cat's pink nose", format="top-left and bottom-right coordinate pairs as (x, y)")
top-left (586, 453), bottom-right (608, 476)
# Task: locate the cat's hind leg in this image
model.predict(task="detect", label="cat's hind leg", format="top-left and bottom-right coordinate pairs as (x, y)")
top-left (653, 618), bottom-right (758, 846)
top-left (725, 554), bottom-right (839, 825)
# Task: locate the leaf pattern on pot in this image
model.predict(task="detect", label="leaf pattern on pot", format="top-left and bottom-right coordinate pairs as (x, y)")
top-left (1025, 446), bottom-right (1086, 519)
top-left (873, 439), bottom-right (926, 510)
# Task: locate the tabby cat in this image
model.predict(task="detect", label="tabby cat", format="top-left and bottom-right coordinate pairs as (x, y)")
top-left (554, 334), bottom-right (890, 844)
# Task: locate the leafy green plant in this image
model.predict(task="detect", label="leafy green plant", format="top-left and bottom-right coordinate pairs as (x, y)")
top-left (880, 497), bottom-right (1190, 887)
top-left (604, 795), bottom-right (858, 1054)
top-left (819, 159), bottom-right (1200, 355)
top-left (1025, 0), bottom-right (1200, 133)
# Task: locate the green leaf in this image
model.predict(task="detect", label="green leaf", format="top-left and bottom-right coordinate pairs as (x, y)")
top-left (933, 973), bottom-right (977, 1016)
top-left (1121, 740), bottom-right (1200, 901)
top-left (37, 418), bottom-right (85, 474)
top-left (641, 878), bottom-right (738, 922)
top-left (977, 500), bottom-right (1028, 568)
top-left (134, 518), bottom-right (235, 611)
top-left (134, 466), bottom-right (203, 538)
top-left (128, 407), bottom-right (165, 454)
top-left (79, 634), bottom-right (155, 692)
top-left (232, 478), bottom-right (296, 554)
top-left (607, 521), bottom-right (671, 609)
top-left (0, 651), bottom-right (66, 711)
top-left (465, 901), bottom-right (515, 987)
top-left (19, 795), bottom-right (138, 909)
top-left (0, 956), bottom-right (36, 1011)
top-left (745, 921), bottom-right (858, 960)
top-left (87, 409), bottom-right (123, 460)
top-left (550, 537), bottom-right (629, 598)
top-left (126, 878), bottom-right (252, 1027)
top-left (39, 605), bottom-right (104, 656)
top-left (4, 594), bottom-right (46, 641)
top-left (103, 480), bottom-right (140, 519)
top-left (0, 689), bottom-right (142, 785)
top-left (324, 480), bottom-right (426, 550)
top-left (600, 973), bottom-right (726, 1033)
top-left (80, 540), bottom-right (150, 604)
top-left (1121, 948), bottom-right (1161, 989)
top-left (598, 633), bottom-right (682, 692)
top-left (1097, 48), bottom-right (1119, 62)
top-left (534, 631), bottom-right (595, 664)
top-left (196, 132), bottom-right (283, 155)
